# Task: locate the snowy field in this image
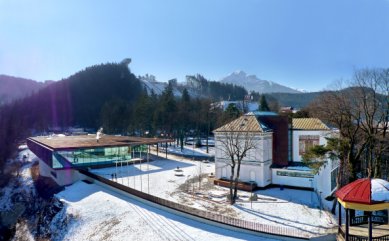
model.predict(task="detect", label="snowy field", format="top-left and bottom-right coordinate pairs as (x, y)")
top-left (91, 156), bottom-right (214, 202)
top-left (55, 181), bottom-right (280, 241)
top-left (91, 155), bottom-right (337, 238)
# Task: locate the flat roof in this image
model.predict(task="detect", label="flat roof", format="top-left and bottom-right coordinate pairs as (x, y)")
top-left (27, 135), bottom-right (174, 150)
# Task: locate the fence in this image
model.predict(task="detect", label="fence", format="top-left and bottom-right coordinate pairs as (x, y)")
top-left (338, 227), bottom-right (389, 241)
top-left (79, 169), bottom-right (309, 240)
top-left (351, 215), bottom-right (388, 226)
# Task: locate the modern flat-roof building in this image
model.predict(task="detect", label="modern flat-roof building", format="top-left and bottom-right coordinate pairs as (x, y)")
top-left (27, 135), bottom-right (173, 186)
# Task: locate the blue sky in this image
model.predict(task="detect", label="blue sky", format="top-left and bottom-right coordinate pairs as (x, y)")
top-left (1, 0), bottom-right (389, 91)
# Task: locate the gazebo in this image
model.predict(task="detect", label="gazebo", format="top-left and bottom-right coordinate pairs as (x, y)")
top-left (336, 178), bottom-right (389, 241)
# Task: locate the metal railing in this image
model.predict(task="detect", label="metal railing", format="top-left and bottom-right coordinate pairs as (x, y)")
top-left (351, 215), bottom-right (388, 226)
top-left (339, 227), bottom-right (389, 241)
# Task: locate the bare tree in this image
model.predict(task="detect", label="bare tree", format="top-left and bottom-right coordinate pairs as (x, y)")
top-left (309, 81), bottom-right (364, 183)
top-left (217, 130), bottom-right (257, 205)
top-left (352, 69), bottom-right (388, 177)
top-left (307, 68), bottom-right (389, 212)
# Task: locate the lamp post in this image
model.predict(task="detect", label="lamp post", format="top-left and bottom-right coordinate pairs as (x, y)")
top-left (127, 159), bottom-right (130, 186)
top-left (206, 111), bottom-right (209, 154)
top-left (250, 182), bottom-right (254, 209)
top-left (119, 148), bottom-right (123, 185)
top-left (115, 160), bottom-right (118, 182)
top-left (147, 144), bottom-right (150, 194)
top-left (139, 151), bottom-right (142, 192)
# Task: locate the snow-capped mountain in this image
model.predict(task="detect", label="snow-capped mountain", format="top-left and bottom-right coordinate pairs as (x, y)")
top-left (139, 74), bottom-right (182, 97)
top-left (220, 71), bottom-right (301, 94)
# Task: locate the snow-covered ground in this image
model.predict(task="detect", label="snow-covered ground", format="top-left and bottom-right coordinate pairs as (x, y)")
top-left (2, 146), bottom-right (337, 240)
top-left (91, 155), bottom-right (337, 238)
top-left (55, 181), bottom-right (280, 241)
top-left (92, 157), bottom-right (214, 202)
top-left (158, 144), bottom-right (215, 158)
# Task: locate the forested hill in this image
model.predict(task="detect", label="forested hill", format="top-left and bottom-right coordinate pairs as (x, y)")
top-left (264, 92), bottom-right (324, 109)
top-left (1, 63), bottom-right (142, 131)
top-left (0, 75), bottom-right (52, 105)
top-left (65, 63), bottom-right (142, 127)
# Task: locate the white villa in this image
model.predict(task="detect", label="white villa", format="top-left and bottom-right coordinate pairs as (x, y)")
top-left (214, 112), bottom-right (339, 200)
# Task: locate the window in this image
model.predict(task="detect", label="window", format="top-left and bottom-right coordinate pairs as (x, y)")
top-left (54, 146), bottom-right (131, 168)
top-left (331, 167), bottom-right (338, 191)
top-left (276, 170), bottom-right (314, 178)
top-left (299, 135), bottom-right (320, 155)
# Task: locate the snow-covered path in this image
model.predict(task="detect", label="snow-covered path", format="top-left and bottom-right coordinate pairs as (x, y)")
top-left (56, 181), bottom-right (281, 241)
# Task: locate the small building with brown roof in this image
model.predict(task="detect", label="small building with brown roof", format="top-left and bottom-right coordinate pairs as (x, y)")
top-left (213, 114), bottom-right (274, 188)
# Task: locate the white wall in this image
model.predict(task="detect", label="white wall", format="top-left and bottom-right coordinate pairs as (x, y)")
top-left (292, 130), bottom-right (330, 162)
top-left (291, 129), bottom-right (339, 204)
top-left (214, 132), bottom-right (272, 187)
top-left (39, 159), bottom-right (81, 186)
top-left (215, 161), bottom-right (271, 187)
top-left (271, 169), bottom-right (313, 188)
top-left (314, 158), bottom-right (338, 199)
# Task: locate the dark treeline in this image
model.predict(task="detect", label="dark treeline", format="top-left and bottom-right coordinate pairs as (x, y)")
top-left (0, 63), bottom-right (243, 173)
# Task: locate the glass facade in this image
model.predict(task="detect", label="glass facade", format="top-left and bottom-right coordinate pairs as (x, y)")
top-left (52, 146), bottom-right (134, 169)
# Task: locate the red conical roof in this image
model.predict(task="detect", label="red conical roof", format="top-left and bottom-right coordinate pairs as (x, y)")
top-left (336, 178), bottom-right (372, 204)
top-left (336, 178), bottom-right (389, 205)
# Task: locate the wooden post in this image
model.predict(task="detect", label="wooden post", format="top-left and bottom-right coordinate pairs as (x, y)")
top-left (345, 208), bottom-right (349, 241)
top-left (157, 144), bottom-right (159, 156)
top-left (165, 142), bottom-right (168, 159)
top-left (368, 211), bottom-right (373, 241)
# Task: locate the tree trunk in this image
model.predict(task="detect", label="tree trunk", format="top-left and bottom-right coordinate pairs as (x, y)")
top-left (229, 165), bottom-right (235, 205)
top-left (233, 159), bottom-right (242, 202)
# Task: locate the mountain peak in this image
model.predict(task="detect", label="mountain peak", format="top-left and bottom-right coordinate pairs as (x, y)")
top-left (220, 71), bottom-right (301, 94)
top-left (232, 70), bottom-right (247, 76)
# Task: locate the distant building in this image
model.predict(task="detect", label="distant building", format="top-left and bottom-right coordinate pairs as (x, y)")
top-left (67, 127), bottom-right (88, 135)
top-left (211, 100), bottom-right (259, 113)
top-left (213, 112), bottom-right (339, 200)
top-left (279, 106), bottom-right (294, 114)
